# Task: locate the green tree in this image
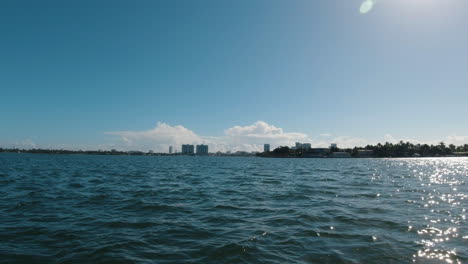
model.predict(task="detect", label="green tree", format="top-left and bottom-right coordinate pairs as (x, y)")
top-left (449, 144), bottom-right (456, 153)
top-left (273, 146), bottom-right (290, 156)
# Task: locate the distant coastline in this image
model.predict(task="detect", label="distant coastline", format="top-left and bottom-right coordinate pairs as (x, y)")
top-left (1, 141), bottom-right (468, 158)
top-left (0, 148), bottom-right (256, 157)
top-left (258, 141), bottom-right (468, 158)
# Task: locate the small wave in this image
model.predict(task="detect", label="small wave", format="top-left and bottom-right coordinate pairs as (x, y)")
top-left (100, 220), bottom-right (157, 229)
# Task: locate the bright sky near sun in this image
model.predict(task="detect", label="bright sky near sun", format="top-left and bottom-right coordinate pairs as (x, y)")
top-left (1, 0), bottom-right (468, 151)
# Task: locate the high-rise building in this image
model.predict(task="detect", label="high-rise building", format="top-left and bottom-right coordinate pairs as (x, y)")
top-left (295, 142), bottom-right (311, 150)
top-left (330, 143), bottom-right (337, 149)
top-left (295, 142), bottom-right (303, 149)
top-left (302, 143), bottom-right (311, 150)
top-left (181, 144), bottom-right (194, 154)
top-left (264, 144), bottom-right (270, 152)
top-left (196, 144), bottom-right (209, 155)
top-left (169, 146), bottom-right (173, 154)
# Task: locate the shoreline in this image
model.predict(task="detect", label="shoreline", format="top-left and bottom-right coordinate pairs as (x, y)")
top-left (1, 151), bottom-right (467, 159)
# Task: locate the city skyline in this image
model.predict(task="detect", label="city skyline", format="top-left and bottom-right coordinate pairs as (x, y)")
top-left (1, 0), bottom-right (468, 152)
top-left (3, 120), bottom-right (468, 153)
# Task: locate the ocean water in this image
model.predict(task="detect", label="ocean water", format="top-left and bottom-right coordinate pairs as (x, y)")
top-left (0, 153), bottom-right (466, 264)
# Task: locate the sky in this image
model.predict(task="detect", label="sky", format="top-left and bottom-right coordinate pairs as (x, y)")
top-left (1, 0), bottom-right (468, 152)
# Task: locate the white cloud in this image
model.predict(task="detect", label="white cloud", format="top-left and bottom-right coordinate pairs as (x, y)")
top-left (384, 134), bottom-right (396, 143)
top-left (106, 121), bottom-right (311, 153)
top-left (104, 121), bottom-right (468, 153)
top-left (445, 135), bottom-right (468, 146)
top-left (4, 123), bottom-right (467, 152)
top-left (330, 136), bottom-right (369, 148)
top-left (222, 121), bottom-right (311, 151)
top-left (384, 134), bottom-right (427, 145)
top-left (380, 134), bottom-right (468, 146)
top-left (106, 122), bottom-right (204, 152)
top-left (3, 139), bottom-right (37, 149)
top-left (226, 121), bottom-right (288, 137)
top-left (308, 136), bottom-right (369, 149)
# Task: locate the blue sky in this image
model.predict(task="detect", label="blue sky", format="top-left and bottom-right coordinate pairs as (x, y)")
top-left (1, 0), bottom-right (468, 151)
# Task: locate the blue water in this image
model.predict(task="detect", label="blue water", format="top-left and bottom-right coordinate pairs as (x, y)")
top-left (0, 153), bottom-right (466, 263)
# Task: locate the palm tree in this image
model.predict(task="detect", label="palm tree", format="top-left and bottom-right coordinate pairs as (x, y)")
top-left (449, 144), bottom-right (456, 153)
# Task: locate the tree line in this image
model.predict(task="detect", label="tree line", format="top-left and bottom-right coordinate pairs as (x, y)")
top-left (361, 141), bottom-right (468, 157)
top-left (262, 141), bottom-right (468, 158)
top-left (0, 148), bottom-right (169, 156)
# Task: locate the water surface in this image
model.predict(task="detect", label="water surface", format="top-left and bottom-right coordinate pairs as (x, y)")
top-left (0, 154), bottom-right (466, 263)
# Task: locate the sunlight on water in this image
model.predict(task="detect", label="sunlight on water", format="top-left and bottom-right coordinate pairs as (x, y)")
top-left (410, 159), bottom-right (467, 264)
top-left (0, 154), bottom-right (466, 263)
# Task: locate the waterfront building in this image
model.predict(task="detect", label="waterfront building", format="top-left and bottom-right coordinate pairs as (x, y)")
top-left (196, 144), bottom-right (209, 155)
top-left (264, 144), bottom-right (270, 152)
top-left (295, 142), bottom-right (311, 150)
top-left (303, 148), bottom-right (331, 158)
top-left (356, 150), bottom-right (374, 158)
top-left (302, 143), bottom-right (311, 150)
top-left (169, 146), bottom-right (173, 154)
top-left (330, 143), bottom-right (337, 149)
top-left (181, 144), bottom-right (195, 154)
top-left (330, 152), bottom-right (351, 158)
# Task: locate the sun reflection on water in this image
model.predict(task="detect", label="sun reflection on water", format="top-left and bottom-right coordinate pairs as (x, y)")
top-left (409, 158), bottom-right (467, 264)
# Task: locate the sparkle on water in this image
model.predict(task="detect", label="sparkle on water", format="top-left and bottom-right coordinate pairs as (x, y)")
top-left (409, 158), bottom-right (466, 264)
top-left (0, 154), bottom-right (466, 263)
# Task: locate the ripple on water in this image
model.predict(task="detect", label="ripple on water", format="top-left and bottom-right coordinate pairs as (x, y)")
top-left (0, 154), bottom-right (466, 263)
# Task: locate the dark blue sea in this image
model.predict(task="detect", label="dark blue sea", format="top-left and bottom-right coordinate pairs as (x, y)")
top-left (0, 153), bottom-right (466, 264)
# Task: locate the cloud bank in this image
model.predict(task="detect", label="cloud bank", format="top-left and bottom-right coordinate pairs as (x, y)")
top-left (221, 121), bottom-right (311, 151)
top-left (108, 120), bottom-right (468, 153)
top-left (106, 121), bottom-right (468, 153)
top-left (105, 122), bottom-right (204, 152)
top-left (4, 121), bottom-right (468, 152)
top-left (106, 121), bottom-right (314, 153)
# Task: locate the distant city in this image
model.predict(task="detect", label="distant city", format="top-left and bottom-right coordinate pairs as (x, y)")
top-left (164, 142), bottom-right (355, 157)
top-left (168, 141), bottom-right (468, 158)
top-left (259, 142), bottom-right (372, 158)
top-left (1, 141), bottom-right (467, 158)
top-left (167, 143), bottom-right (341, 157)
top-left (168, 144), bottom-right (256, 157)
top-left (168, 140), bottom-right (468, 158)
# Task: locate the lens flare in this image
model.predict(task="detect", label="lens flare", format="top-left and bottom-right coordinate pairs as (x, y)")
top-left (360, 0), bottom-right (376, 14)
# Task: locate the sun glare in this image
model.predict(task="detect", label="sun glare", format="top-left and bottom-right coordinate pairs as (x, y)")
top-left (360, 0), bottom-right (453, 14)
top-left (360, 0), bottom-right (377, 14)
